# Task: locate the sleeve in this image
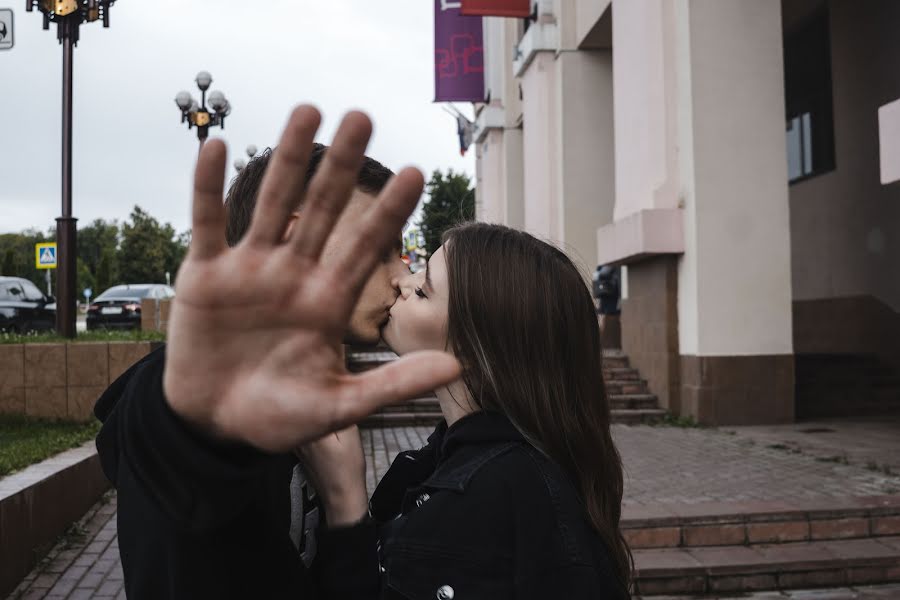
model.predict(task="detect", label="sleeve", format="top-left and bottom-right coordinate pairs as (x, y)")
top-left (310, 429), bottom-right (444, 600)
top-left (94, 345), bottom-right (270, 532)
top-left (312, 516), bottom-right (383, 599)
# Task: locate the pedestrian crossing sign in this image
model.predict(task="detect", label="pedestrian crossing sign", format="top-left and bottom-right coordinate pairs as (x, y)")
top-left (35, 243), bottom-right (57, 269)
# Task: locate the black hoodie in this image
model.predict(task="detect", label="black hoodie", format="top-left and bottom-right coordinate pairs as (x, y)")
top-left (94, 345), bottom-right (379, 599)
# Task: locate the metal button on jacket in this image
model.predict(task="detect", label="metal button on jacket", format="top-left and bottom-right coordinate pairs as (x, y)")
top-left (436, 584), bottom-right (454, 600)
top-left (415, 492), bottom-right (431, 507)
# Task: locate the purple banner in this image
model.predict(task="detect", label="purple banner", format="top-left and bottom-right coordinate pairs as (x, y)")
top-left (434, 0), bottom-right (485, 102)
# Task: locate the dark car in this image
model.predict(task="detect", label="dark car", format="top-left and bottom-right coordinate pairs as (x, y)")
top-left (0, 276), bottom-right (56, 333)
top-left (86, 284), bottom-right (175, 331)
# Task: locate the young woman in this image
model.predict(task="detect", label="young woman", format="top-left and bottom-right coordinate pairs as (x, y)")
top-left (308, 223), bottom-right (632, 599)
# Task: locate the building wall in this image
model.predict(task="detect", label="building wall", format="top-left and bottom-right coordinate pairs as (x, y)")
top-left (475, 127), bottom-right (525, 228)
top-left (475, 17), bottom-right (525, 228)
top-left (520, 51), bottom-right (562, 243)
top-left (683, 0), bottom-right (794, 358)
top-left (612, 0), bottom-right (681, 222)
top-left (788, 0), bottom-right (900, 366)
top-left (620, 256), bottom-right (681, 412)
top-left (558, 50), bottom-right (615, 273)
top-left (574, 0), bottom-right (612, 48)
top-left (475, 129), bottom-right (506, 224)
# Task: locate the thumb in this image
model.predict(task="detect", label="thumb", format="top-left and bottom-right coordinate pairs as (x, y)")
top-left (332, 350), bottom-right (461, 427)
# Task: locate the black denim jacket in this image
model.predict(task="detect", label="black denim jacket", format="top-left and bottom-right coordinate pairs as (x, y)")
top-left (369, 411), bottom-right (627, 600)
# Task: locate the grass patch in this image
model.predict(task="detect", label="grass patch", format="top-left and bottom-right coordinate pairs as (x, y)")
top-left (0, 415), bottom-right (100, 477)
top-left (0, 329), bottom-right (165, 344)
top-left (652, 413), bottom-right (702, 428)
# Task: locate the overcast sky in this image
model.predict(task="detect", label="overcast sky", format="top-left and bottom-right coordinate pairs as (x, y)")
top-left (0, 0), bottom-right (474, 235)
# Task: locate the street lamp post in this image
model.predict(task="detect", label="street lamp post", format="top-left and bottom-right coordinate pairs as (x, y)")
top-left (233, 144), bottom-right (259, 173)
top-left (26, 0), bottom-right (119, 338)
top-left (175, 72), bottom-right (231, 154)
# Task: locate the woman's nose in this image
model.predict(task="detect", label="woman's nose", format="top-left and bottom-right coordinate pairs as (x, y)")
top-left (393, 273), bottom-right (416, 300)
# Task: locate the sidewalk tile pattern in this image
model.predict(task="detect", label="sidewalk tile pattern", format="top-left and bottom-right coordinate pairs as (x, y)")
top-left (8, 421), bottom-right (900, 599)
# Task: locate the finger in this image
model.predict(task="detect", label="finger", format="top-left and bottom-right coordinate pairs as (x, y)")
top-left (244, 105), bottom-right (321, 247)
top-left (190, 139), bottom-right (228, 260)
top-left (327, 167), bottom-right (424, 311)
top-left (288, 111), bottom-right (373, 260)
top-left (330, 351), bottom-right (461, 428)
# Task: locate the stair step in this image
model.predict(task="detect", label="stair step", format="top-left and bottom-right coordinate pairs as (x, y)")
top-left (363, 409), bottom-right (667, 427)
top-left (360, 412), bottom-right (444, 427)
top-left (609, 394), bottom-right (659, 410)
top-left (633, 536), bottom-right (900, 596)
top-left (622, 496), bottom-right (900, 549)
top-left (605, 368), bottom-right (642, 381)
top-left (611, 409), bottom-right (667, 425)
top-left (603, 356), bottom-right (630, 369)
top-left (605, 380), bottom-right (649, 395)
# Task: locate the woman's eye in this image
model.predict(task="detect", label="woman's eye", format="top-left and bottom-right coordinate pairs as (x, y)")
top-left (415, 287), bottom-right (427, 298)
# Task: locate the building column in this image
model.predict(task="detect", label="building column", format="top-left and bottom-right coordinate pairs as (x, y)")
top-left (517, 1), bottom-right (615, 275)
top-left (601, 0), bottom-right (795, 425)
top-left (557, 49), bottom-right (615, 273)
top-left (678, 0), bottom-right (794, 425)
top-left (475, 17), bottom-right (525, 229)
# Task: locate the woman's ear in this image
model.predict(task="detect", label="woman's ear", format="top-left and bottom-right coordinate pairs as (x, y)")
top-left (283, 212), bottom-right (301, 242)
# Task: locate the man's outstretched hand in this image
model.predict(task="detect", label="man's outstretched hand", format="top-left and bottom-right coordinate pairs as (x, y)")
top-left (163, 106), bottom-right (460, 453)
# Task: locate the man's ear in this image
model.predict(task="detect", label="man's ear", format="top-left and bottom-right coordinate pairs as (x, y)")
top-left (283, 212), bottom-right (301, 242)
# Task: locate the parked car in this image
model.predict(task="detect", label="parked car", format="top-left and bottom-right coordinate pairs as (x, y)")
top-left (86, 284), bottom-right (175, 331)
top-left (0, 276), bottom-right (56, 333)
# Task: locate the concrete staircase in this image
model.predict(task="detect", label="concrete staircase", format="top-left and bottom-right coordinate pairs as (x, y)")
top-left (347, 349), bottom-right (666, 428)
top-left (626, 495), bottom-right (900, 596)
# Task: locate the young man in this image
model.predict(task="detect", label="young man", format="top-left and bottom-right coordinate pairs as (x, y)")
top-left (94, 107), bottom-right (460, 599)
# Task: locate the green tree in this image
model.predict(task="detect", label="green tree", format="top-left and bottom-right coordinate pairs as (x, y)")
top-left (1, 249), bottom-right (16, 276)
top-left (0, 229), bottom-right (53, 289)
top-left (76, 257), bottom-right (96, 300)
top-left (95, 249), bottom-right (114, 293)
top-left (118, 206), bottom-right (188, 284)
top-left (417, 169), bottom-right (475, 256)
top-left (78, 219), bottom-right (120, 277)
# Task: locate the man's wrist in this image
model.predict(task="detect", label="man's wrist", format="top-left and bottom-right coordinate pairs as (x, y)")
top-left (323, 494), bottom-right (369, 528)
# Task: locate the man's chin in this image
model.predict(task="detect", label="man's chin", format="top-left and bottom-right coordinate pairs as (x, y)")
top-left (344, 331), bottom-right (381, 348)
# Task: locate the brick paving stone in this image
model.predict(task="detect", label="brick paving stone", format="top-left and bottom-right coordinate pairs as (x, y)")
top-left (9, 421), bottom-right (900, 598)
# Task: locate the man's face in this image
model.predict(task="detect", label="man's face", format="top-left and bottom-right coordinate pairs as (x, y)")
top-left (317, 189), bottom-right (409, 345)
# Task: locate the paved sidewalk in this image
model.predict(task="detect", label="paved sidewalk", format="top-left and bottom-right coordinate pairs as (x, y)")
top-left (9, 421), bottom-right (900, 599)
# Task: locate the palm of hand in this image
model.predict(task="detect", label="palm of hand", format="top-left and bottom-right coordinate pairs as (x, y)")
top-left (163, 107), bottom-right (460, 453)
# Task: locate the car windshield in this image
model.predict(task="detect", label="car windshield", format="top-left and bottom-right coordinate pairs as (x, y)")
top-left (96, 287), bottom-right (153, 300)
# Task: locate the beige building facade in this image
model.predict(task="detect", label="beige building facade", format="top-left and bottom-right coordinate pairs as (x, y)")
top-left (473, 0), bottom-right (900, 425)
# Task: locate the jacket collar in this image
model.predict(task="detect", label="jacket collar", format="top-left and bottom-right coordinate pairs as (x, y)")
top-left (434, 410), bottom-right (527, 463)
top-left (421, 411), bottom-right (529, 492)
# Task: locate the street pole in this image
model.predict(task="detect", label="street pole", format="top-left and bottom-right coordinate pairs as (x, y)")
top-left (175, 72), bottom-right (230, 156)
top-left (57, 23), bottom-right (77, 338)
top-left (26, 0), bottom-right (120, 338)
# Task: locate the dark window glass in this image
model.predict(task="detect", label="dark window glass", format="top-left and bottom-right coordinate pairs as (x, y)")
top-left (783, 6), bottom-right (835, 183)
top-left (97, 287), bottom-right (154, 300)
top-left (20, 280), bottom-right (44, 301)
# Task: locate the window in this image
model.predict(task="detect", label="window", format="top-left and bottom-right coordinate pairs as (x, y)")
top-left (20, 280), bottom-right (45, 301)
top-left (783, 6), bottom-right (835, 183)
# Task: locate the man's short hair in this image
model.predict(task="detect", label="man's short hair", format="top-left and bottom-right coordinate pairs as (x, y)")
top-left (224, 143), bottom-right (394, 246)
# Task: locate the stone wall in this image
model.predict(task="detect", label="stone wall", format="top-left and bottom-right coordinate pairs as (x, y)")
top-left (620, 256), bottom-right (681, 412)
top-left (0, 342), bottom-right (161, 422)
top-left (140, 298), bottom-right (172, 333)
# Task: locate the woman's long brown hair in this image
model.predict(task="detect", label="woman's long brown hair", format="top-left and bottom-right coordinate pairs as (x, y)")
top-left (442, 222), bottom-right (633, 595)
